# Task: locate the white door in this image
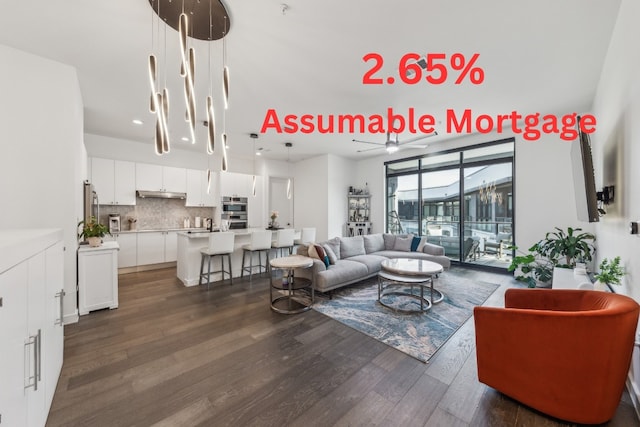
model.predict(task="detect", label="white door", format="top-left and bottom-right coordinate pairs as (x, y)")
top-left (269, 177), bottom-right (293, 228)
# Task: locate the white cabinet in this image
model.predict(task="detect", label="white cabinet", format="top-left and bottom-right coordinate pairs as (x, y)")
top-left (137, 231), bottom-right (177, 265)
top-left (0, 231), bottom-right (64, 427)
top-left (220, 171), bottom-right (251, 198)
top-left (165, 231), bottom-right (178, 262)
top-left (186, 169), bottom-right (218, 207)
top-left (91, 158), bottom-right (136, 205)
top-left (136, 163), bottom-right (186, 193)
top-left (114, 233), bottom-right (137, 268)
top-left (78, 241), bottom-right (119, 315)
top-left (137, 232), bottom-right (165, 265)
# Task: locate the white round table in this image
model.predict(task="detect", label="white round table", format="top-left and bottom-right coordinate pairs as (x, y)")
top-left (378, 258), bottom-right (444, 313)
top-left (269, 255), bottom-right (314, 314)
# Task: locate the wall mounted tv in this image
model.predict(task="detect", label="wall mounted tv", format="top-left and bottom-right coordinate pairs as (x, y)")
top-left (570, 117), bottom-right (599, 223)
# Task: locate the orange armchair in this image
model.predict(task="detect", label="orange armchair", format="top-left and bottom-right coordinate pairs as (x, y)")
top-left (474, 289), bottom-right (639, 424)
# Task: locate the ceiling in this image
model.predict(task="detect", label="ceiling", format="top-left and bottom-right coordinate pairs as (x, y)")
top-left (0, 0), bottom-right (622, 162)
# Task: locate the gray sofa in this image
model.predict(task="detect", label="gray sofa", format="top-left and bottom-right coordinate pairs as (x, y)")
top-left (296, 233), bottom-right (451, 294)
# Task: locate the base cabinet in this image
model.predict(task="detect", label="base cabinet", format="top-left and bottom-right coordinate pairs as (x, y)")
top-left (0, 230), bottom-right (64, 427)
top-left (78, 241), bottom-right (119, 315)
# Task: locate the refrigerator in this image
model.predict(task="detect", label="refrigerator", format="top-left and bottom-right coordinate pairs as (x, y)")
top-left (83, 180), bottom-right (99, 223)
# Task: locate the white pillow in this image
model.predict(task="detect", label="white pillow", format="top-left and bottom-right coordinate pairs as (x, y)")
top-left (393, 234), bottom-right (414, 252)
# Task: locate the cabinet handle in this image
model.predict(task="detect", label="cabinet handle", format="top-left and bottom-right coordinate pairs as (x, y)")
top-left (36, 329), bottom-right (41, 385)
top-left (55, 289), bottom-right (66, 325)
top-left (24, 332), bottom-right (37, 390)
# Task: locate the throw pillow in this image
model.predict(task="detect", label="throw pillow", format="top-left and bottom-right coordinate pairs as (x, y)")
top-left (340, 236), bottom-right (366, 258)
top-left (393, 234), bottom-right (414, 252)
top-left (322, 244), bottom-right (337, 265)
top-left (417, 237), bottom-right (428, 252)
top-left (383, 233), bottom-right (396, 250)
top-left (308, 244), bottom-right (330, 267)
top-left (410, 236), bottom-right (422, 251)
top-left (324, 237), bottom-right (341, 260)
top-left (363, 234), bottom-right (385, 253)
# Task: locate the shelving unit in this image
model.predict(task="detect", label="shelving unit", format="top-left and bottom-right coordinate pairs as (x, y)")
top-left (347, 194), bottom-right (371, 236)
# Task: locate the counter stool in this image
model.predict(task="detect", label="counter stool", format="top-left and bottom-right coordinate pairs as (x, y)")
top-left (293, 227), bottom-right (316, 246)
top-left (199, 232), bottom-right (235, 290)
top-left (241, 230), bottom-right (272, 282)
top-left (271, 228), bottom-right (295, 258)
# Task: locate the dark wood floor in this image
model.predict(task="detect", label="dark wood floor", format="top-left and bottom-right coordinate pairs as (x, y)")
top-left (47, 267), bottom-right (638, 426)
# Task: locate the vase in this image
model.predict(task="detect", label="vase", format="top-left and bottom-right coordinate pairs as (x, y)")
top-left (593, 280), bottom-right (609, 292)
top-left (87, 236), bottom-right (102, 247)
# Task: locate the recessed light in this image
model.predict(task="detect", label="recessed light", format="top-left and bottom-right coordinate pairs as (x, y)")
top-left (256, 152), bottom-right (261, 156)
top-left (181, 137), bottom-right (190, 142)
top-left (132, 119), bottom-right (143, 125)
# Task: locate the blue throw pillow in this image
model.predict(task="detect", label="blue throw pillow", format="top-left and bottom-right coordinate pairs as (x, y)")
top-left (411, 236), bottom-right (422, 252)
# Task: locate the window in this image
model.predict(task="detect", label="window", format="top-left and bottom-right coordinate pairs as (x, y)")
top-left (385, 139), bottom-right (514, 270)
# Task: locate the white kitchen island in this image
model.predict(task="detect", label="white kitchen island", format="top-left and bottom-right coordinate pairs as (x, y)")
top-left (177, 228), bottom-right (300, 287)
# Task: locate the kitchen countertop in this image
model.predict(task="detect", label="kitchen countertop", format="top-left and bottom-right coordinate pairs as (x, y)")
top-left (114, 227), bottom-right (213, 234)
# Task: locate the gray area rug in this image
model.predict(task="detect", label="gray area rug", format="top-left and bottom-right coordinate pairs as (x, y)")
top-left (312, 267), bottom-right (500, 363)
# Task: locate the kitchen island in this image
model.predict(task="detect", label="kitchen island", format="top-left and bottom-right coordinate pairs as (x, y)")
top-left (176, 228), bottom-right (300, 287)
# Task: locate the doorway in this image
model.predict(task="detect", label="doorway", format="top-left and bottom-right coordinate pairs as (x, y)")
top-left (269, 177), bottom-right (294, 228)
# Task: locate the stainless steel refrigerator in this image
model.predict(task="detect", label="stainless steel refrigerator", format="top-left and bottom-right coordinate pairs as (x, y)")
top-left (83, 180), bottom-right (99, 223)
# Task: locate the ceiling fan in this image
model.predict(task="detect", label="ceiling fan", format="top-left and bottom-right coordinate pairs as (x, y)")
top-left (353, 130), bottom-right (438, 154)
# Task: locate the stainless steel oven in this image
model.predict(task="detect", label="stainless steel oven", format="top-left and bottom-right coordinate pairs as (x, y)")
top-left (222, 196), bottom-right (248, 229)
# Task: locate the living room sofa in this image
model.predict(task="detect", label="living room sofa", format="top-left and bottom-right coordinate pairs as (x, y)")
top-left (296, 233), bottom-right (451, 294)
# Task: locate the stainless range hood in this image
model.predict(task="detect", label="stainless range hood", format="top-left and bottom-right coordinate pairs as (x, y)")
top-left (136, 190), bottom-right (187, 199)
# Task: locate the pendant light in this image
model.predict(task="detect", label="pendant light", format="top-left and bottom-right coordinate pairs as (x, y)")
top-left (250, 133), bottom-right (258, 197)
top-left (220, 16), bottom-right (229, 172)
top-left (285, 142), bottom-right (292, 199)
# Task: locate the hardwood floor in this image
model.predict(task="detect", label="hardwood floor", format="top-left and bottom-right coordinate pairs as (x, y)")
top-left (47, 267), bottom-right (638, 426)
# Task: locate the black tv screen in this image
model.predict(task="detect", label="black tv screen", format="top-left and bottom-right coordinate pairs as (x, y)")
top-left (570, 117), bottom-right (599, 222)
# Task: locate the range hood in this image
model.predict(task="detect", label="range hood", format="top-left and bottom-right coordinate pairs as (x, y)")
top-left (136, 190), bottom-right (187, 199)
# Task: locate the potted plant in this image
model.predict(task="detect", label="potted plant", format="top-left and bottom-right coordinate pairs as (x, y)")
top-left (535, 227), bottom-right (595, 268)
top-left (593, 256), bottom-right (624, 290)
top-left (507, 242), bottom-right (554, 288)
top-left (507, 227), bottom-right (596, 288)
top-left (78, 216), bottom-right (110, 247)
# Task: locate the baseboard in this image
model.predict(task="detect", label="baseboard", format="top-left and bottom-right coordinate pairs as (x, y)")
top-left (118, 261), bottom-right (176, 274)
top-left (627, 375), bottom-right (640, 420)
top-left (63, 310), bottom-right (79, 325)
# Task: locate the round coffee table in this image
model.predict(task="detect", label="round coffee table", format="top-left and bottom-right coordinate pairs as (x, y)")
top-left (269, 255), bottom-right (314, 314)
top-left (378, 258), bottom-right (444, 313)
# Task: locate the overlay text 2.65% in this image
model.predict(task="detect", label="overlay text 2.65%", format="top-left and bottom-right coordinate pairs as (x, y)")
top-left (362, 52), bottom-right (485, 85)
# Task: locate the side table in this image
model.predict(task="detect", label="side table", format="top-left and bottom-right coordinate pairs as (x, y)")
top-left (269, 255), bottom-right (314, 314)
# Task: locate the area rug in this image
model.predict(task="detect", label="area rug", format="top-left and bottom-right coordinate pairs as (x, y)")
top-left (312, 267), bottom-right (500, 363)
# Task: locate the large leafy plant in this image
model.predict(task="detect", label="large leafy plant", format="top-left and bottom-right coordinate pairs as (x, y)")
top-left (535, 227), bottom-right (595, 267)
top-left (508, 227), bottom-right (596, 288)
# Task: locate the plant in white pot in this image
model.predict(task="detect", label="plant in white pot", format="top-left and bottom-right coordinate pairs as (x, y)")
top-left (78, 216), bottom-right (110, 247)
top-left (593, 256), bottom-right (625, 291)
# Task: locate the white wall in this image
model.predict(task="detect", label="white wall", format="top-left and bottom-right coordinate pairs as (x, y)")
top-left (0, 44), bottom-right (85, 323)
top-left (354, 131), bottom-right (585, 252)
top-left (294, 155), bottom-right (329, 240)
top-left (590, 0), bottom-right (640, 408)
top-left (327, 154), bottom-right (355, 238)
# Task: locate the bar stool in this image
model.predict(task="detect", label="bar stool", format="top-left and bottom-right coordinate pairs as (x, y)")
top-left (271, 228), bottom-right (296, 258)
top-left (294, 227), bottom-right (316, 245)
top-left (241, 230), bottom-right (272, 281)
top-left (199, 232), bottom-right (235, 290)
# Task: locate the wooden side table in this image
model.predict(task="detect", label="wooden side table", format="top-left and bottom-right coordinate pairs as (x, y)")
top-left (269, 255), bottom-right (314, 314)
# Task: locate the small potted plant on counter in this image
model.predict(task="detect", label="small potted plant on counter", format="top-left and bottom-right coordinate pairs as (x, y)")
top-left (593, 256), bottom-right (625, 291)
top-left (78, 216), bottom-right (110, 247)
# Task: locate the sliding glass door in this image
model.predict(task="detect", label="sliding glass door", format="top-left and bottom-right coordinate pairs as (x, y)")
top-left (386, 139), bottom-right (514, 270)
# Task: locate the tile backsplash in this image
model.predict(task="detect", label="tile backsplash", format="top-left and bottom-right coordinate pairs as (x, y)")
top-left (97, 198), bottom-right (214, 231)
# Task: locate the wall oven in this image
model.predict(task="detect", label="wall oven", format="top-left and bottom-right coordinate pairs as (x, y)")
top-left (222, 196), bottom-right (248, 229)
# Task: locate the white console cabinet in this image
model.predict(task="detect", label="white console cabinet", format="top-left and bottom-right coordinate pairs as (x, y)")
top-left (0, 229), bottom-right (65, 427)
top-left (78, 241), bottom-right (119, 315)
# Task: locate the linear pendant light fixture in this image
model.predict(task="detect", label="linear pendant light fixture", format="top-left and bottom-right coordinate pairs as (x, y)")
top-left (250, 133), bottom-right (258, 197)
top-left (147, 0), bottom-right (231, 160)
top-left (285, 142), bottom-right (292, 200)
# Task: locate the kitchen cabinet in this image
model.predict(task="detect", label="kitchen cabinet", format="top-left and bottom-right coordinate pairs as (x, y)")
top-left (110, 233), bottom-right (137, 268)
top-left (0, 230), bottom-right (64, 427)
top-left (136, 163), bottom-right (186, 193)
top-left (137, 231), bottom-right (177, 265)
top-left (220, 171), bottom-right (251, 198)
top-left (91, 157), bottom-right (136, 205)
top-left (186, 169), bottom-right (218, 207)
top-left (78, 241), bottom-right (119, 315)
